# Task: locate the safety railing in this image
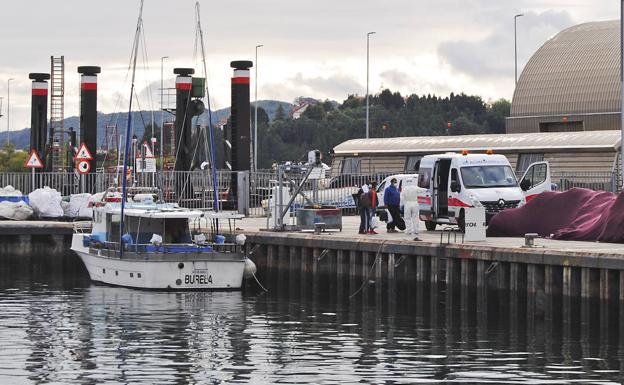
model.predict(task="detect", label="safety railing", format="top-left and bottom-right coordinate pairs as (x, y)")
top-left (2, 169), bottom-right (620, 216)
top-left (550, 171), bottom-right (617, 193)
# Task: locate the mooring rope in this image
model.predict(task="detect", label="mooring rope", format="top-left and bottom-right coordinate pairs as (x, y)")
top-left (252, 271), bottom-right (269, 292)
top-left (348, 240), bottom-right (388, 299)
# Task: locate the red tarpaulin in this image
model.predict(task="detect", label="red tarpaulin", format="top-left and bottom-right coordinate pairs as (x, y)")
top-left (487, 188), bottom-right (624, 243)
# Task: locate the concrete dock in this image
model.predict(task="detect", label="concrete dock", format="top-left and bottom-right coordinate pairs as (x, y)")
top-left (3, 216), bottom-right (624, 304)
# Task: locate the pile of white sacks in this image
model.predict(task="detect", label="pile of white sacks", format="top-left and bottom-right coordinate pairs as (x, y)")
top-left (0, 185), bottom-right (93, 220)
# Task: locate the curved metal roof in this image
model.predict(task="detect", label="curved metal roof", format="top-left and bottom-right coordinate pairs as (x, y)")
top-left (511, 20), bottom-right (620, 117)
top-left (333, 130), bottom-right (620, 155)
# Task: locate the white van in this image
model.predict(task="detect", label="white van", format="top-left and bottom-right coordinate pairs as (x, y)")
top-left (375, 173), bottom-right (418, 206)
top-left (417, 152), bottom-right (551, 230)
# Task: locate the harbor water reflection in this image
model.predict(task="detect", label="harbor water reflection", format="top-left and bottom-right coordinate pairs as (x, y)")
top-left (0, 257), bottom-right (623, 384)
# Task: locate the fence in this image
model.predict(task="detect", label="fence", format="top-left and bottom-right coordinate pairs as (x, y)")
top-left (0, 169), bottom-right (620, 216)
top-left (550, 171), bottom-right (617, 193)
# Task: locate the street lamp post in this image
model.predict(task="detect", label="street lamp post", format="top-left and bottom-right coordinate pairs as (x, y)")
top-left (160, 56), bottom-right (168, 171)
top-left (620, 0), bottom-right (624, 187)
top-left (254, 44), bottom-right (263, 172)
top-left (514, 14), bottom-right (524, 86)
top-left (6, 78), bottom-right (14, 147)
top-left (366, 32), bottom-right (376, 139)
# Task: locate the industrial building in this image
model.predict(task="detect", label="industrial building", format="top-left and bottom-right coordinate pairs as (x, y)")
top-left (331, 130), bottom-right (619, 175)
top-left (506, 20), bottom-right (620, 133)
top-left (330, 20), bottom-right (622, 191)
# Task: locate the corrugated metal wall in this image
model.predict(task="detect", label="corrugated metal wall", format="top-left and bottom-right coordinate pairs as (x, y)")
top-left (332, 149), bottom-right (616, 176)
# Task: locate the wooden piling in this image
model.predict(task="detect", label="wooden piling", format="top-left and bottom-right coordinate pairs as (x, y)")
top-left (581, 267), bottom-right (591, 299)
top-left (600, 268), bottom-right (609, 302)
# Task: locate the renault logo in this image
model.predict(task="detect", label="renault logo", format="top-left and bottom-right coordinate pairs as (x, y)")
top-left (498, 199), bottom-right (506, 207)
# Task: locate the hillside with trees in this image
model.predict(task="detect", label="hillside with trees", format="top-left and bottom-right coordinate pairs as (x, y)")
top-left (253, 89), bottom-right (510, 169)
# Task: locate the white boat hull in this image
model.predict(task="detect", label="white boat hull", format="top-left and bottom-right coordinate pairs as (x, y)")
top-left (71, 235), bottom-right (245, 290)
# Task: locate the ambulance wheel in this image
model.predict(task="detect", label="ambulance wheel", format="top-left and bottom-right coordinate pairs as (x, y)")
top-left (458, 209), bottom-right (465, 233)
top-left (425, 221), bottom-right (437, 231)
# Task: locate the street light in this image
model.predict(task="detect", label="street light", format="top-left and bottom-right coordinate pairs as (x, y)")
top-left (160, 56), bottom-right (168, 170)
top-left (514, 14), bottom-right (524, 86)
top-left (6, 78), bottom-right (14, 147)
top-left (366, 32), bottom-right (376, 139)
top-left (620, 0), bottom-right (624, 187)
top-left (254, 44), bottom-right (263, 172)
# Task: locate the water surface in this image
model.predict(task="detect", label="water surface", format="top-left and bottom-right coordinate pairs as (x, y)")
top-left (0, 259), bottom-right (622, 384)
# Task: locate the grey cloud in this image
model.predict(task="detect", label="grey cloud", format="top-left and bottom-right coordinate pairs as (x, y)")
top-left (262, 73), bottom-right (363, 103)
top-left (437, 9), bottom-right (574, 79)
top-left (379, 69), bottom-right (453, 96)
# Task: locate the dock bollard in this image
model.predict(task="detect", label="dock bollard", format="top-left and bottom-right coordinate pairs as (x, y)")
top-left (524, 233), bottom-right (539, 248)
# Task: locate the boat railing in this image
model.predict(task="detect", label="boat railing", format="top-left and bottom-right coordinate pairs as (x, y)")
top-left (91, 240), bottom-right (242, 254)
top-left (73, 221), bottom-right (93, 234)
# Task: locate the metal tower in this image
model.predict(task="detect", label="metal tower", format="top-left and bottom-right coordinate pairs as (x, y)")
top-left (104, 124), bottom-right (118, 153)
top-left (49, 56), bottom-right (65, 170)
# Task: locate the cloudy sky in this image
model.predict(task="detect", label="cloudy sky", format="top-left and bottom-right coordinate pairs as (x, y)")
top-left (0, 0), bottom-right (619, 132)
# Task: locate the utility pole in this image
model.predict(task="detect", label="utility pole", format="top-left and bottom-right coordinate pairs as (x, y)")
top-left (254, 44), bottom-right (263, 172)
top-left (514, 14), bottom-right (524, 86)
top-left (620, 1), bottom-right (624, 187)
top-left (160, 56), bottom-right (168, 170)
top-left (366, 31), bottom-right (376, 139)
top-left (7, 78), bottom-right (14, 147)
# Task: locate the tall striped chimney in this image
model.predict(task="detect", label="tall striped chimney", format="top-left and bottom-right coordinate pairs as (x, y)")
top-left (173, 68), bottom-right (194, 173)
top-left (229, 60), bottom-right (252, 199)
top-left (28, 73), bottom-right (50, 160)
top-left (77, 66), bottom-right (100, 174)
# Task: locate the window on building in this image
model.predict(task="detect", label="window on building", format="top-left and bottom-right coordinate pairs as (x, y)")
top-left (404, 156), bottom-right (422, 173)
top-left (539, 121), bottom-right (583, 132)
top-left (341, 157), bottom-right (361, 174)
top-left (516, 153), bottom-right (544, 174)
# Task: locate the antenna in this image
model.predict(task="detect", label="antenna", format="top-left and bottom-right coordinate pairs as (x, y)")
top-left (120, 0), bottom-right (145, 257)
top-left (195, 1), bottom-right (220, 212)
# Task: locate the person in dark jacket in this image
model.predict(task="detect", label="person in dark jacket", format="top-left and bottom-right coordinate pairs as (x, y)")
top-left (383, 178), bottom-right (403, 233)
top-left (357, 182), bottom-right (372, 234)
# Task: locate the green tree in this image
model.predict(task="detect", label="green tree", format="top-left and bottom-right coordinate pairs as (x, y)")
top-left (274, 104), bottom-right (287, 121)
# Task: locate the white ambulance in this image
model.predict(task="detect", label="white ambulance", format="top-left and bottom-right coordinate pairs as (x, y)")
top-left (417, 152), bottom-right (551, 231)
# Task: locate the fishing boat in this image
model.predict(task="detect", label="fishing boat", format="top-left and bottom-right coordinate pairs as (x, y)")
top-left (71, 1), bottom-right (253, 290)
top-left (71, 192), bottom-right (248, 289)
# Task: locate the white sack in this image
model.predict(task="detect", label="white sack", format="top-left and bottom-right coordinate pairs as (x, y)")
top-left (64, 193), bottom-right (92, 218)
top-left (0, 185), bottom-right (23, 196)
top-left (0, 201), bottom-right (33, 220)
top-left (28, 187), bottom-right (64, 218)
top-left (12, 201), bottom-right (33, 220)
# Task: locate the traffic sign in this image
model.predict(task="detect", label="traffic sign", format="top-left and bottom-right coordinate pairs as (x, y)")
top-left (76, 143), bottom-right (93, 160)
top-left (76, 160), bottom-right (91, 175)
top-left (138, 141), bottom-right (155, 158)
top-left (24, 149), bottom-right (44, 169)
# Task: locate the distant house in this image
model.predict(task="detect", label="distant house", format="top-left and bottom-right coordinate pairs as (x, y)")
top-left (291, 103), bottom-right (309, 119)
top-left (217, 116), bottom-right (229, 130)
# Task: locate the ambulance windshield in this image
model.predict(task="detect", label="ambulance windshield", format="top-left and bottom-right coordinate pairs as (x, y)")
top-left (460, 165), bottom-right (517, 188)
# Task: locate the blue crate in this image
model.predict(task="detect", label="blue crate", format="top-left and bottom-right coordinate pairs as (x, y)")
top-left (0, 196), bottom-right (29, 204)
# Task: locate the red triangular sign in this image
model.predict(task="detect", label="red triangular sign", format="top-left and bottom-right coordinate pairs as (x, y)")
top-left (137, 141), bottom-right (155, 158)
top-left (24, 149), bottom-right (44, 169)
top-left (76, 143), bottom-right (94, 160)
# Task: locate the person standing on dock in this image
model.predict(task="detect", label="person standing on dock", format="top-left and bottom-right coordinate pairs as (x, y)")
top-left (401, 182), bottom-right (421, 241)
top-left (357, 183), bottom-right (372, 234)
top-left (369, 181), bottom-right (379, 234)
top-left (384, 178), bottom-right (403, 233)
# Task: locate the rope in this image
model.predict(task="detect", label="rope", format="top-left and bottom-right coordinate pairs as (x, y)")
top-left (252, 271), bottom-right (269, 292)
top-left (348, 240), bottom-right (387, 299)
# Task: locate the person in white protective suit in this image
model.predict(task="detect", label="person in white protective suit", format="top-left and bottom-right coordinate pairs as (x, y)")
top-left (401, 183), bottom-right (422, 241)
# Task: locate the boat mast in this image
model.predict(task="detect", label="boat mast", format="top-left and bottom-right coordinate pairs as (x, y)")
top-left (120, 0), bottom-right (145, 256)
top-left (195, 1), bottom-right (220, 212)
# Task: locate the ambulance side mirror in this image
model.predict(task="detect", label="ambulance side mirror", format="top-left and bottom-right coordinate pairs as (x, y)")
top-left (450, 181), bottom-right (461, 193)
top-left (520, 179), bottom-right (530, 191)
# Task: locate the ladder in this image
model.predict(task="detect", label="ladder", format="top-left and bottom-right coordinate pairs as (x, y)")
top-left (50, 56), bottom-right (65, 170)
